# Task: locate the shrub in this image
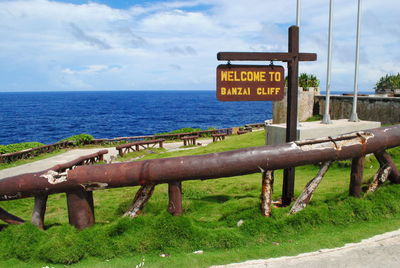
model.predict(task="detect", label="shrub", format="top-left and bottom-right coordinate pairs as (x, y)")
top-left (60, 134), bottom-right (93, 145)
top-left (374, 73), bottom-right (400, 93)
top-left (299, 73), bottom-right (320, 89)
top-left (156, 127), bottom-right (202, 136)
top-left (0, 142), bottom-right (44, 154)
top-left (285, 73), bottom-right (320, 89)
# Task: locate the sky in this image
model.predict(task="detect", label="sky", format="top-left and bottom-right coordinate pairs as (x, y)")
top-left (0, 0), bottom-right (399, 92)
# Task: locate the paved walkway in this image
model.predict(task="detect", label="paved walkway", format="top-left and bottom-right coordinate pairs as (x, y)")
top-left (211, 229), bottom-right (400, 268)
top-left (0, 138), bottom-right (213, 179)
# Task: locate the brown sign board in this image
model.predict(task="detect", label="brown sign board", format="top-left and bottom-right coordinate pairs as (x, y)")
top-left (216, 64), bottom-right (285, 101)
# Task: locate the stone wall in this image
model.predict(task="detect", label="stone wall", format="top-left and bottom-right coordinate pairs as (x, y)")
top-left (314, 95), bottom-right (400, 124)
top-left (273, 87), bottom-right (320, 123)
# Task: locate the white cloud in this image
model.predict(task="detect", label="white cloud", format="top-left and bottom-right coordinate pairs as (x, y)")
top-left (0, 0), bottom-right (399, 92)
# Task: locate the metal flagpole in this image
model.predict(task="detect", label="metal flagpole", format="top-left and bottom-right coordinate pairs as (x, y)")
top-left (296, 0), bottom-right (301, 128)
top-left (350, 0), bottom-right (362, 122)
top-left (296, 0), bottom-right (301, 27)
top-left (322, 0), bottom-right (334, 124)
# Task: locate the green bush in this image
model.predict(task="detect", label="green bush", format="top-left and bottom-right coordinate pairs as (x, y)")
top-left (0, 142), bottom-right (44, 154)
top-left (156, 127), bottom-right (202, 136)
top-left (60, 134), bottom-right (93, 145)
top-left (156, 127), bottom-right (217, 139)
top-left (374, 73), bottom-right (400, 93)
top-left (299, 73), bottom-right (320, 89)
top-left (285, 73), bottom-right (320, 89)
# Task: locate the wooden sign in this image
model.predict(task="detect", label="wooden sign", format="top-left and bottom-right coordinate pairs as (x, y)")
top-left (216, 64), bottom-right (285, 101)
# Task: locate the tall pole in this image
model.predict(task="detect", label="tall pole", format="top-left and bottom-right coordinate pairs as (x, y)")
top-left (322, 0), bottom-right (334, 124)
top-left (296, 0), bottom-right (301, 27)
top-left (296, 0), bottom-right (301, 127)
top-left (350, 0), bottom-right (362, 122)
top-left (283, 26), bottom-right (299, 206)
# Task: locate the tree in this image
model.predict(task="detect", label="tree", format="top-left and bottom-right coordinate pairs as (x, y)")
top-left (285, 73), bottom-right (320, 90)
top-left (374, 73), bottom-right (400, 94)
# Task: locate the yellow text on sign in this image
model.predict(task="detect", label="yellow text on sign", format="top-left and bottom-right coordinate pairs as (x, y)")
top-left (220, 71), bottom-right (282, 82)
top-left (220, 87), bottom-right (251, 95)
top-left (256, 87), bottom-right (281, 95)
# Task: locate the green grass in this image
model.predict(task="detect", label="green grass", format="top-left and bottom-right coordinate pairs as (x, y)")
top-left (304, 114), bottom-right (322, 122)
top-left (0, 142), bottom-right (45, 154)
top-left (1, 130), bottom-right (400, 267)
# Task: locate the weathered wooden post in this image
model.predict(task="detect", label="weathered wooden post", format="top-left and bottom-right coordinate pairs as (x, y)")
top-left (283, 26), bottom-right (300, 206)
top-left (261, 171), bottom-right (274, 217)
top-left (124, 185), bottom-right (155, 218)
top-left (374, 150), bottom-right (400, 183)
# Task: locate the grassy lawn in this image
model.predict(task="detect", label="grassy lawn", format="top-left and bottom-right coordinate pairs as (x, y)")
top-left (1, 131), bottom-right (400, 267)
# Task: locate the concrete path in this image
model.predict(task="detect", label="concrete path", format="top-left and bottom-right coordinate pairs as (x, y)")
top-left (0, 138), bottom-right (213, 179)
top-left (211, 229), bottom-right (400, 268)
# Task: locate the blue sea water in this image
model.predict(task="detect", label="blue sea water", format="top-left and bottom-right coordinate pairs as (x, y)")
top-left (0, 91), bottom-right (273, 145)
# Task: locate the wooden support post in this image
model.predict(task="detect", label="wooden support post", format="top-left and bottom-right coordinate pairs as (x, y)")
top-left (0, 207), bottom-right (24, 225)
top-left (374, 150), bottom-right (400, 183)
top-left (124, 184), bottom-right (155, 218)
top-left (32, 194), bottom-right (48, 229)
top-left (290, 161), bottom-right (332, 214)
top-left (66, 189), bottom-right (95, 230)
top-left (283, 25), bottom-right (300, 206)
top-left (261, 171), bottom-right (274, 217)
top-left (366, 164), bottom-right (391, 194)
top-left (349, 156), bottom-right (365, 197)
top-left (168, 181), bottom-right (183, 216)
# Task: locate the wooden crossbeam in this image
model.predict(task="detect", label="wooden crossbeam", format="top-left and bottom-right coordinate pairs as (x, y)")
top-left (217, 52), bottom-right (317, 62)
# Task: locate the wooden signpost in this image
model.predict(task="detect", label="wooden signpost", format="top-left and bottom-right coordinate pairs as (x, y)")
top-left (216, 26), bottom-right (317, 205)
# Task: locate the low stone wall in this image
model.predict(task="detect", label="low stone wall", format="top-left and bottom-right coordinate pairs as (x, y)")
top-left (273, 87), bottom-right (319, 123)
top-left (314, 95), bottom-right (400, 124)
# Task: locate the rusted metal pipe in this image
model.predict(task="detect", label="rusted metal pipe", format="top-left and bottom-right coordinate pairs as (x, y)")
top-left (1, 125), bottom-right (400, 201)
top-left (32, 194), bottom-right (48, 229)
top-left (0, 207), bottom-right (25, 225)
top-left (349, 156), bottom-right (365, 197)
top-left (168, 182), bottom-right (183, 216)
top-left (66, 189), bottom-right (95, 230)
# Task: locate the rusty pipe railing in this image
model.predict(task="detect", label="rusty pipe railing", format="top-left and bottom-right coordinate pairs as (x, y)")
top-left (0, 149), bottom-right (108, 229)
top-left (1, 125), bottom-right (400, 201)
top-left (1, 125), bottom-right (400, 230)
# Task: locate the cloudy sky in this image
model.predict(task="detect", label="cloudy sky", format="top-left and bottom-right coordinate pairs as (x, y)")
top-left (0, 0), bottom-right (399, 92)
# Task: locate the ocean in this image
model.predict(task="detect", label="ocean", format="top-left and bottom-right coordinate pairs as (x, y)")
top-left (0, 90), bottom-right (273, 145)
